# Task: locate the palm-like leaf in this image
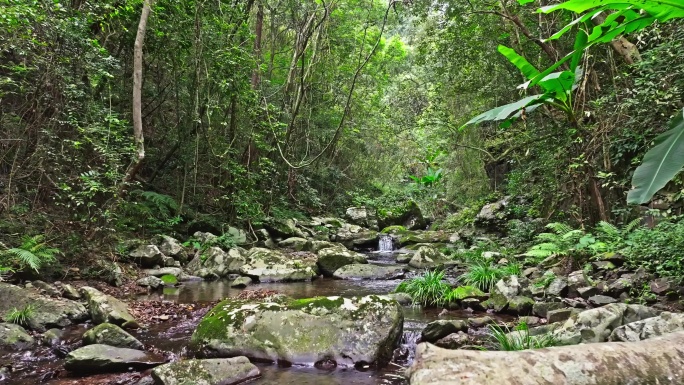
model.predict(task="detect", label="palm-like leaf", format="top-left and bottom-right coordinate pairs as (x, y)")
top-left (6, 248), bottom-right (41, 272)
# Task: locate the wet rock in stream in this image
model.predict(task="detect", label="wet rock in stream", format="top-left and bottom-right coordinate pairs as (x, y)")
top-left (152, 356), bottom-right (260, 385)
top-left (64, 344), bottom-right (166, 372)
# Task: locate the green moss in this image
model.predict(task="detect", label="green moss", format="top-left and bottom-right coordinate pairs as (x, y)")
top-left (446, 286), bottom-right (486, 301)
top-left (286, 296), bottom-right (345, 311)
top-left (381, 225), bottom-right (407, 234)
top-left (161, 274), bottom-right (178, 284)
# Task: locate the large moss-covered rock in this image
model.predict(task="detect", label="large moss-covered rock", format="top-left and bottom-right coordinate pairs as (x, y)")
top-left (407, 331), bottom-right (684, 385)
top-left (0, 283), bottom-right (88, 332)
top-left (0, 323), bottom-right (35, 350)
top-left (397, 231), bottom-right (451, 247)
top-left (83, 323), bottom-right (143, 350)
top-left (332, 264), bottom-right (405, 280)
top-left (185, 247), bottom-right (246, 279)
top-left (473, 196), bottom-right (512, 233)
top-left (238, 248), bottom-right (318, 282)
top-left (408, 246), bottom-right (449, 269)
top-left (80, 287), bottom-right (138, 328)
top-left (345, 207), bottom-right (379, 230)
top-left (278, 237), bottom-right (312, 251)
top-left (151, 357), bottom-right (260, 385)
top-left (553, 303), bottom-right (657, 345)
top-left (64, 344), bottom-right (165, 373)
top-left (190, 295), bottom-right (403, 367)
top-left (332, 224), bottom-right (378, 249)
top-left (263, 218), bottom-right (306, 239)
top-left (378, 201), bottom-right (426, 231)
top-left (316, 247), bottom-right (367, 276)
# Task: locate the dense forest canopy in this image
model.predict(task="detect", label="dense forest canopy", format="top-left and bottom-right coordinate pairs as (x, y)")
top-left (1, 0), bottom-right (683, 263)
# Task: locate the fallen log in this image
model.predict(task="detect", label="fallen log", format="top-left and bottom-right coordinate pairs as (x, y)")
top-left (407, 331), bottom-right (684, 385)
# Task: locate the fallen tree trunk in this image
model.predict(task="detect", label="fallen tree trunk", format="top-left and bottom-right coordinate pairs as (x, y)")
top-left (407, 332), bottom-right (684, 385)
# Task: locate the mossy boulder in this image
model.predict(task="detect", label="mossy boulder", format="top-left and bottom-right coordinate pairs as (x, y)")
top-left (408, 246), bottom-right (449, 269)
top-left (332, 224), bottom-right (378, 249)
top-left (82, 323), bottom-right (143, 350)
top-left (80, 287), bottom-right (138, 328)
top-left (185, 247), bottom-right (247, 279)
top-left (190, 295), bottom-right (403, 367)
top-left (0, 283), bottom-right (88, 332)
top-left (239, 248), bottom-right (318, 282)
top-left (378, 200), bottom-right (426, 231)
top-left (0, 323), bottom-right (35, 350)
top-left (507, 296), bottom-right (535, 315)
top-left (381, 225), bottom-right (407, 234)
top-left (397, 231), bottom-right (451, 246)
top-left (332, 264), bottom-right (405, 280)
top-left (263, 218), bottom-right (306, 239)
top-left (448, 286), bottom-right (486, 301)
top-left (152, 357), bottom-right (260, 385)
top-left (316, 247), bottom-right (367, 276)
top-left (345, 207), bottom-right (379, 230)
top-left (278, 237), bottom-right (312, 251)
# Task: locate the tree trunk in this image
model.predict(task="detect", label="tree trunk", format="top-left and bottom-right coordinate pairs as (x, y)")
top-left (251, 1), bottom-right (264, 88)
top-left (121, 0), bottom-right (154, 193)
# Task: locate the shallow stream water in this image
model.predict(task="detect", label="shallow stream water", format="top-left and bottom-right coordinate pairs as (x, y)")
top-left (1, 251), bottom-right (487, 385)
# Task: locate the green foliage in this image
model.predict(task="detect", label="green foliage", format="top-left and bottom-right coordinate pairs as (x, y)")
top-left (2, 235), bottom-right (59, 273)
top-left (394, 270), bottom-right (451, 307)
top-left (4, 304), bottom-right (35, 327)
top-left (506, 219), bottom-right (545, 250)
top-left (524, 223), bottom-right (604, 263)
top-left (534, 272), bottom-right (557, 288)
top-left (442, 286), bottom-right (486, 303)
top-left (117, 190), bottom-right (181, 234)
top-left (459, 262), bottom-right (519, 292)
top-left (161, 274), bottom-right (178, 285)
top-left (486, 321), bottom-right (558, 351)
top-left (409, 168), bottom-right (443, 187)
top-left (622, 221), bottom-right (684, 277)
top-left (593, 219), bottom-right (643, 251)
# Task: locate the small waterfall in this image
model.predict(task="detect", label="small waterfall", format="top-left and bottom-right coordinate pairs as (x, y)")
top-left (392, 330), bottom-right (421, 366)
top-left (378, 235), bottom-right (394, 252)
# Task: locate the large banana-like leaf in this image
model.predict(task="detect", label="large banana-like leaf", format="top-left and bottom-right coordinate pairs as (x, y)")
top-left (461, 94), bottom-right (548, 128)
top-left (628, 109), bottom-right (684, 205)
top-left (497, 45), bottom-right (540, 80)
top-left (540, 0), bottom-right (684, 21)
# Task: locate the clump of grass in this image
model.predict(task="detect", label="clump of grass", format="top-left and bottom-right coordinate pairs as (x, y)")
top-left (487, 321), bottom-right (557, 351)
top-left (459, 262), bottom-right (522, 292)
top-left (394, 270), bottom-right (451, 307)
top-left (4, 304), bottom-right (35, 327)
top-left (161, 274), bottom-right (178, 285)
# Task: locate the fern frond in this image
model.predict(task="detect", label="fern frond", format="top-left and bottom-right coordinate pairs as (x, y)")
top-left (134, 190), bottom-right (179, 219)
top-left (535, 233), bottom-right (562, 243)
top-left (624, 218), bottom-right (644, 233)
top-left (595, 221), bottom-right (619, 239)
top-left (546, 222), bottom-right (573, 236)
top-left (561, 229), bottom-right (585, 241)
top-left (6, 248), bottom-right (41, 271)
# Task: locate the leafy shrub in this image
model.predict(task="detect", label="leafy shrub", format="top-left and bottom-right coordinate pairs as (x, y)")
top-left (487, 321), bottom-right (557, 351)
top-left (506, 219), bottom-right (545, 250)
top-left (395, 270), bottom-right (451, 307)
top-left (117, 190), bottom-right (181, 233)
top-left (623, 221), bottom-right (684, 277)
top-left (2, 235), bottom-right (59, 273)
top-left (4, 304), bottom-right (34, 327)
top-left (459, 261), bottom-right (520, 292)
top-left (593, 219), bottom-right (643, 252)
top-left (524, 223), bottom-right (604, 263)
top-left (161, 274), bottom-right (178, 285)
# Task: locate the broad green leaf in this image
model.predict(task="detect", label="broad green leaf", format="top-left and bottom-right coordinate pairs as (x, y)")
top-left (570, 29), bottom-right (587, 72)
top-left (461, 94), bottom-right (548, 128)
top-left (540, 0), bottom-right (684, 22)
top-left (627, 109), bottom-right (684, 205)
top-left (546, 7), bottom-right (610, 41)
top-left (517, 0), bottom-right (535, 4)
top-left (497, 45), bottom-right (540, 80)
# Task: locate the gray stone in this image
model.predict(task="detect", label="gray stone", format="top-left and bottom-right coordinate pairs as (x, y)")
top-left (332, 264), bottom-right (405, 280)
top-left (567, 270), bottom-right (590, 297)
top-left (142, 267), bottom-right (183, 278)
top-left (136, 276), bottom-right (164, 289)
top-left (162, 256), bottom-right (176, 267)
top-left (592, 261), bottom-right (616, 271)
top-left (609, 312), bottom-right (684, 342)
top-left (310, 241), bottom-right (339, 253)
top-left (239, 248), bottom-right (318, 283)
top-left (158, 235), bottom-right (188, 263)
top-left (64, 344), bottom-right (164, 372)
top-left (407, 332), bottom-right (684, 385)
top-left (0, 323), bottom-right (35, 350)
top-left (152, 357), bottom-right (260, 385)
top-left (489, 275), bottom-right (524, 312)
top-left (83, 323), bottom-right (143, 350)
top-left (577, 286), bottom-right (598, 299)
top-left (60, 284), bottom-right (81, 300)
top-left (421, 320), bottom-right (468, 343)
top-left (518, 316), bottom-right (541, 326)
top-left (80, 287), bottom-right (137, 328)
top-left (230, 277), bottom-right (252, 288)
top-left (0, 283), bottom-right (88, 332)
top-left (473, 196), bottom-right (511, 232)
top-left (461, 298), bottom-right (485, 311)
top-left (316, 247), bottom-right (367, 276)
top-left (547, 308), bottom-right (577, 324)
top-left (650, 278), bottom-right (672, 295)
top-left (507, 296), bottom-right (534, 315)
top-left (396, 254), bottom-right (412, 263)
top-left (607, 278), bottom-right (632, 296)
top-left (42, 328), bottom-right (64, 347)
top-left (386, 293), bottom-right (413, 306)
top-left (434, 332), bottom-right (471, 350)
top-left (588, 295), bottom-right (618, 306)
top-left (468, 316), bottom-right (494, 328)
top-left (345, 207), bottom-right (379, 230)
top-left (278, 237), bottom-right (312, 251)
top-left (408, 246), bottom-right (449, 269)
top-left (190, 295), bottom-right (403, 367)
top-left (532, 302), bottom-right (567, 318)
top-left (129, 245), bottom-right (165, 268)
top-left (185, 247), bottom-right (246, 279)
top-left (30, 280), bottom-right (60, 297)
top-left (546, 278), bottom-right (568, 298)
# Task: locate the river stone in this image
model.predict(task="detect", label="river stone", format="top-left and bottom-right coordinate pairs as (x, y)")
top-left (263, 218), bottom-right (304, 238)
top-left (397, 231), bottom-right (451, 247)
top-left (489, 275), bottom-right (523, 312)
top-left (547, 308), bottom-right (578, 324)
top-left (0, 283), bottom-right (88, 332)
top-left (190, 295), bottom-right (403, 367)
top-left (152, 357), bottom-right (260, 385)
top-left (545, 277), bottom-right (568, 298)
top-left (408, 246), bottom-right (449, 269)
top-left (129, 245), bottom-right (165, 268)
top-left (468, 316), bottom-right (494, 328)
top-left (421, 320), bottom-right (468, 343)
top-left (230, 277), bottom-right (252, 288)
top-left (0, 323), bottom-right (35, 350)
top-left (238, 248), bottom-right (318, 283)
top-left (345, 207), bottom-right (379, 230)
top-left (42, 328), bottom-right (64, 347)
top-left (553, 303), bottom-right (657, 345)
top-left (60, 284), bottom-right (81, 300)
top-left (310, 241), bottom-right (339, 253)
top-left (158, 235), bottom-right (188, 264)
top-left (83, 323), bottom-right (143, 350)
top-left (142, 267), bottom-right (183, 278)
top-left (64, 344), bottom-right (165, 372)
top-left (80, 287), bottom-right (138, 328)
top-left (577, 286), bottom-right (598, 299)
top-left (278, 237), bottom-right (312, 251)
top-left (185, 247), bottom-right (246, 279)
top-left (609, 312), bottom-right (684, 342)
top-left (507, 296), bottom-right (534, 315)
top-left (434, 332), bottom-right (471, 350)
top-left (386, 293), bottom-right (413, 306)
top-left (588, 295), bottom-right (618, 306)
top-left (332, 264), bottom-right (404, 280)
top-left (30, 280), bottom-right (61, 297)
top-left (532, 302), bottom-right (566, 318)
top-left (407, 331), bottom-right (684, 385)
top-left (317, 247), bottom-right (367, 276)
top-left (137, 276), bottom-right (164, 289)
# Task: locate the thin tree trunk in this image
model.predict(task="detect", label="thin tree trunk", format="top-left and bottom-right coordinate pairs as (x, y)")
top-left (121, 0), bottom-right (154, 193)
top-left (251, 1), bottom-right (264, 88)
